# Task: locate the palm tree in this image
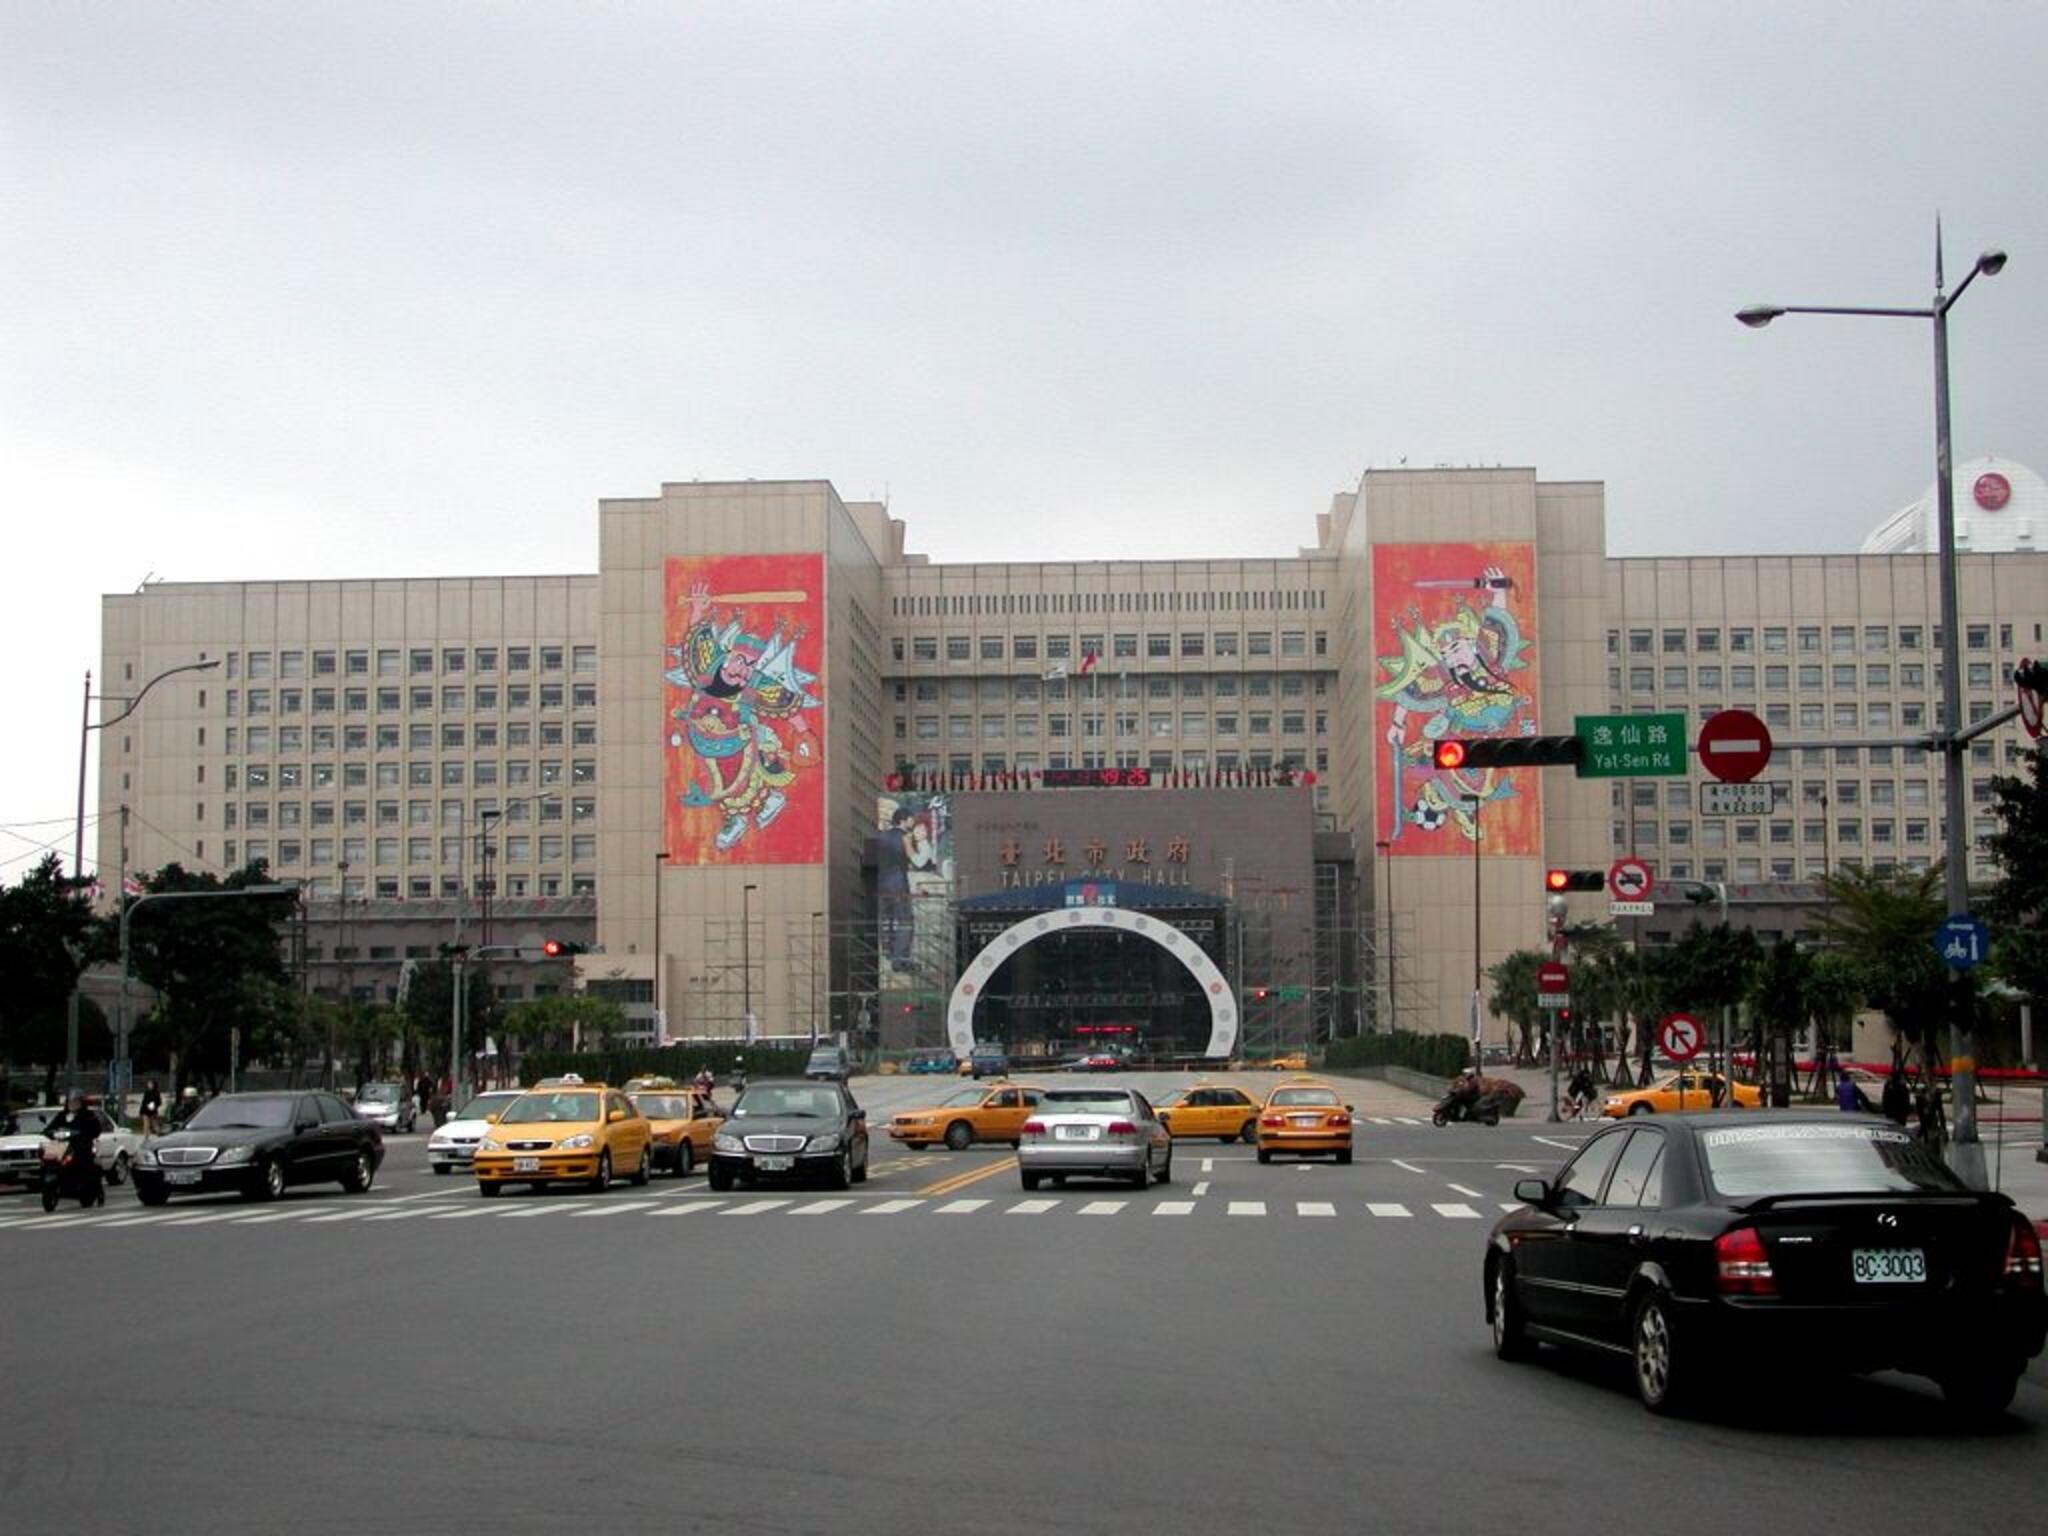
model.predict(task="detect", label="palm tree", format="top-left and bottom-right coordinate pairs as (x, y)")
top-left (1747, 939), bottom-right (1813, 1107)
top-left (1815, 864), bottom-right (1945, 1068)
top-left (1485, 949), bottom-right (1546, 1065)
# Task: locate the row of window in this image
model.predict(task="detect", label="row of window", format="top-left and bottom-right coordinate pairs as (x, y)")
top-left (223, 759), bottom-right (596, 792)
top-left (902, 749), bottom-right (1328, 777)
top-left (892, 630), bottom-right (1329, 664)
top-left (228, 644), bottom-right (596, 679)
top-left (281, 866), bottom-right (590, 902)
top-left (900, 711), bottom-right (1326, 741)
top-left (1613, 620), bottom-right (2039, 657)
top-left (890, 588), bottom-right (1328, 617)
top-left (222, 682), bottom-right (596, 715)
top-left (1646, 857), bottom-right (1927, 886)
top-left (222, 795), bottom-right (596, 828)
top-left (220, 721), bottom-right (597, 756)
top-left (892, 673), bottom-right (1329, 703)
top-left (1626, 818), bottom-right (1941, 848)
top-left (1620, 661), bottom-right (2021, 694)
top-left (226, 833), bottom-right (596, 867)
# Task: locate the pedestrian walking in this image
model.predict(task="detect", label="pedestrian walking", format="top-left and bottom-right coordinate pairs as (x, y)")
top-left (1880, 1065), bottom-right (1911, 1125)
top-left (138, 1078), bottom-right (163, 1136)
top-left (1836, 1073), bottom-right (1872, 1113)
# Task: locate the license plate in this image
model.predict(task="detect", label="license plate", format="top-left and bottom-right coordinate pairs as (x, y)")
top-left (1290, 1115), bottom-right (1319, 1126)
top-left (756, 1155), bottom-right (794, 1171)
top-left (1057, 1125), bottom-right (1099, 1141)
top-left (166, 1169), bottom-right (201, 1185)
top-left (1852, 1247), bottom-right (1926, 1284)
top-left (512, 1157), bottom-right (541, 1173)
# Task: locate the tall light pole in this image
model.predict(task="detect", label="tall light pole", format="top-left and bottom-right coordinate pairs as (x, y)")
top-left (810, 910), bottom-right (824, 1044)
top-left (66, 658), bottom-right (220, 1095)
top-left (1738, 231), bottom-right (2006, 1188)
top-left (742, 883), bottom-right (759, 1039)
top-left (1464, 793), bottom-right (1483, 1071)
top-left (1373, 839), bottom-right (1396, 1033)
top-left (653, 852), bottom-right (669, 1042)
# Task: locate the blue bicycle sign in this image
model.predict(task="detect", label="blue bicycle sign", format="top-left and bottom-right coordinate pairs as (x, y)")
top-left (1933, 914), bottom-right (1990, 970)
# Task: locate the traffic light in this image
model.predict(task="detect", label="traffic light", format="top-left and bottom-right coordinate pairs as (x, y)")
top-left (1435, 735), bottom-right (1585, 770)
top-left (1544, 869), bottom-right (1604, 893)
top-left (1251, 987), bottom-right (1270, 1002)
top-left (540, 938), bottom-right (587, 957)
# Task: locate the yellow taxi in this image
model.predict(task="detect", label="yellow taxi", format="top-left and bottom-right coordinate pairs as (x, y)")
top-left (888, 1083), bottom-right (1042, 1150)
top-left (1255, 1077), bottom-right (1354, 1164)
top-left (473, 1076), bottom-right (654, 1195)
top-left (1155, 1083), bottom-right (1262, 1144)
top-left (1601, 1071), bottom-right (1763, 1117)
top-left (628, 1087), bottom-right (725, 1178)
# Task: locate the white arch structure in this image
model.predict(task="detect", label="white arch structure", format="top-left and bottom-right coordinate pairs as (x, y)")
top-left (946, 906), bottom-right (1239, 1061)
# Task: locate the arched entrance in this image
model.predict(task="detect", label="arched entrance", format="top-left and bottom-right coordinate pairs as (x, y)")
top-left (946, 906), bottom-right (1238, 1060)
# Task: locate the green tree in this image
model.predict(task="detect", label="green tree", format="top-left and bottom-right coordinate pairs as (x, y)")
top-left (1484, 949), bottom-right (1546, 1065)
top-left (400, 960), bottom-right (499, 1076)
top-left (1979, 742), bottom-right (2047, 1010)
top-left (1815, 863), bottom-right (1947, 1063)
top-left (503, 993), bottom-right (627, 1057)
top-left (0, 854), bottom-right (104, 1087)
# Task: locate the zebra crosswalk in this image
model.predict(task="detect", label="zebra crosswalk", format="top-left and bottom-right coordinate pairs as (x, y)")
top-left (0, 1192), bottom-right (1524, 1233)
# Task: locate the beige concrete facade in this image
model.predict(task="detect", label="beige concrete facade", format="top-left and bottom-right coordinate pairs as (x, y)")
top-left (95, 465), bottom-right (2048, 1051)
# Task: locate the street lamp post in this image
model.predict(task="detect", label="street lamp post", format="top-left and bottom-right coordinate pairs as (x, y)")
top-left (653, 852), bottom-right (669, 1042)
top-left (810, 910), bottom-right (824, 1044)
top-left (1738, 232), bottom-right (2006, 1188)
top-left (456, 790), bottom-right (560, 1103)
top-left (741, 883), bottom-right (759, 1039)
top-left (1464, 794), bottom-right (1483, 1071)
top-left (67, 658), bottom-right (220, 1095)
top-left (1373, 839), bottom-right (1396, 1033)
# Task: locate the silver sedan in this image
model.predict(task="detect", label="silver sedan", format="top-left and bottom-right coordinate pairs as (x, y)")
top-left (1016, 1088), bottom-right (1172, 1191)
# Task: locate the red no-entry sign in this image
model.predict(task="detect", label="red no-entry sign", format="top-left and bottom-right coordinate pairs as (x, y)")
top-left (1536, 961), bottom-right (1569, 994)
top-left (1697, 709), bottom-right (1773, 783)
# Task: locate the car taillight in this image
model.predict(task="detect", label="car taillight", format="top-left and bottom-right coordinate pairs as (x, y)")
top-left (2004, 1216), bottom-right (2044, 1288)
top-left (1261, 1115), bottom-right (1283, 1127)
top-left (1020, 1120), bottom-right (1045, 1137)
top-left (1328, 1114), bottom-right (1352, 1128)
top-left (1106, 1120), bottom-right (1137, 1137)
top-left (1714, 1226), bottom-right (1777, 1297)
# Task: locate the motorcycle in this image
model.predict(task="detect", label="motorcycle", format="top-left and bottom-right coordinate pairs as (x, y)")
top-left (40, 1141), bottom-right (106, 1212)
top-left (1432, 1092), bottom-right (1502, 1128)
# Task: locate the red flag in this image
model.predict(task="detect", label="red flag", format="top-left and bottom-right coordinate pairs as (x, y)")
top-left (1077, 649), bottom-right (1099, 675)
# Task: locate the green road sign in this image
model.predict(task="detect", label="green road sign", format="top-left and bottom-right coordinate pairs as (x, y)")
top-left (1275, 985), bottom-right (1307, 1002)
top-left (1574, 712), bottom-right (1687, 778)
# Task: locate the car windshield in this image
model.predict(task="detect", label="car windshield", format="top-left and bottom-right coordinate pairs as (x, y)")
top-left (186, 1096), bottom-right (295, 1130)
top-left (733, 1086), bottom-right (840, 1119)
top-left (1040, 1091), bottom-right (1132, 1115)
top-left (358, 1084), bottom-right (401, 1104)
top-left (634, 1094), bottom-right (695, 1119)
top-left (1269, 1088), bottom-right (1339, 1107)
top-left (13, 1107), bottom-right (61, 1135)
top-left (805, 1052), bottom-right (842, 1069)
top-left (1701, 1123), bottom-right (1965, 1198)
top-left (456, 1093), bottom-right (520, 1120)
top-left (499, 1092), bottom-right (602, 1124)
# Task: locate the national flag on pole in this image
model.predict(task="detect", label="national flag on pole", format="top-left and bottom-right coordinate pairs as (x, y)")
top-left (1043, 663), bottom-right (1068, 681)
top-left (122, 875), bottom-right (144, 898)
top-left (1077, 649), bottom-right (1099, 676)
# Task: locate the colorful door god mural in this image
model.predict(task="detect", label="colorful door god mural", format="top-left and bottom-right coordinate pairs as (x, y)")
top-left (663, 554), bottom-right (825, 864)
top-left (1372, 541), bottom-right (1541, 856)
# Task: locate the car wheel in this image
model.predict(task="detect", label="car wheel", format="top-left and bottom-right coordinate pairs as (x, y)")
top-left (630, 1146), bottom-right (651, 1186)
top-left (251, 1157), bottom-right (286, 1203)
top-left (108, 1153), bottom-right (130, 1187)
top-left (943, 1121), bottom-right (974, 1152)
top-left (674, 1142), bottom-right (694, 1179)
top-left (341, 1150), bottom-right (375, 1194)
top-left (1628, 1102), bottom-right (1653, 1116)
top-left (852, 1146), bottom-right (869, 1184)
top-left (1491, 1257), bottom-right (1535, 1362)
top-left (1154, 1147), bottom-right (1172, 1186)
top-left (137, 1184), bottom-right (170, 1207)
top-left (1127, 1155), bottom-right (1150, 1190)
top-left (1020, 1171), bottom-right (1042, 1191)
top-left (828, 1149), bottom-right (853, 1191)
top-left (590, 1151), bottom-right (612, 1194)
top-left (1939, 1361), bottom-right (2020, 1422)
top-left (1336, 1147), bottom-right (1353, 1165)
top-left (709, 1164), bottom-right (735, 1192)
top-left (1631, 1292), bottom-right (1694, 1414)
top-left (478, 1180), bottom-right (501, 1198)
top-left (1256, 1147), bottom-right (1273, 1165)
top-left (1240, 1120), bottom-right (1258, 1144)
top-left (432, 1163), bottom-right (451, 1176)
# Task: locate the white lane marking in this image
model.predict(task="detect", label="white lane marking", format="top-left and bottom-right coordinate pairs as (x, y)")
top-left (652, 1201), bottom-right (725, 1216)
top-left (1391, 1160), bottom-right (1427, 1175)
top-left (1497, 1163), bottom-right (1537, 1173)
top-left (1394, 1117), bottom-right (1423, 1126)
top-left (1078, 1201), bottom-right (1126, 1215)
top-left (1227, 1201), bottom-right (1266, 1216)
top-left (1447, 1183), bottom-right (1486, 1199)
top-left (428, 1207), bottom-right (491, 1220)
top-left (1190, 1181), bottom-right (1210, 1198)
top-left (492, 1204), bottom-right (571, 1217)
top-left (572, 1201), bottom-right (655, 1217)
top-left (1433, 1202), bottom-right (1481, 1219)
top-left (1297, 1201), bottom-right (1336, 1217)
top-left (1201, 1158), bottom-right (1214, 1173)
top-left (1369, 1117), bottom-right (1393, 1125)
top-left (720, 1200), bottom-right (790, 1216)
top-left (1531, 1136), bottom-right (1581, 1153)
top-left (790, 1199), bottom-right (856, 1216)
top-left (87, 1214), bottom-right (177, 1228)
top-left (157, 1211), bottom-right (244, 1226)
top-left (1007, 1199), bottom-right (1060, 1214)
top-left (302, 1208), bottom-right (377, 1223)
top-left (1500, 1202), bottom-right (1525, 1213)
top-left (1367, 1202), bottom-right (1412, 1218)
top-left (935, 1199), bottom-right (988, 1214)
top-left (1153, 1201), bottom-right (1196, 1215)
top-left (361, 1208), bottom-right (428, 1221)
top-left (862, 1199), bottom-right (926, 1215)
top-left (225, 1212), bottom-right (300, 1225)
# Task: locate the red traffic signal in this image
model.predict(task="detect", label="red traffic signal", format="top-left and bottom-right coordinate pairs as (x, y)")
top-left (1545, 869), bottom-right (1604, 893)
top-left (1433, 740), bottom-right (1466, 770)
top-left (1434, 736), bottom-right (1585, 771)
top-left (540, 938), bottom-right (587, 958)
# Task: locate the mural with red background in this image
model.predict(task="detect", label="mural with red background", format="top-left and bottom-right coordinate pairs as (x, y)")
top-left (662, 554), bottom-right (826, 864)
top-left (1371, 541), bottom-right (1541, 857)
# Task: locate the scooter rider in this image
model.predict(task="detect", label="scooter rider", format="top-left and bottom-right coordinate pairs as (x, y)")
top-left (46, 1094), bottom-right (105, 1204)
top-left (1566, 1065), bottom-right (1596, 1116)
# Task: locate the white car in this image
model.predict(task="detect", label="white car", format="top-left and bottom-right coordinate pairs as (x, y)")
top-left (426, 1089), bottom-right (525, 1174)
top-left (352, 1081), bottom-right (419, 1134)
top-left (1016, 1087), bottom-right (1172, 1191)
top-left (0, 1104), bottom-right (145, 1188)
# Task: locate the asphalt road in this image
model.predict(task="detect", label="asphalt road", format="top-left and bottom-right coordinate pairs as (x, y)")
top-left (4, 1071), bottom-right (2042, 1536)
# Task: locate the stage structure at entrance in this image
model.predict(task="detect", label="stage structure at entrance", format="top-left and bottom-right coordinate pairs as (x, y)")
top-left (947, 904), bottom-right (1240, 1061)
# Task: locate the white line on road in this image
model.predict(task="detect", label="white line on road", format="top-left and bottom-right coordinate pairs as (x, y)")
top-left (1297, 1201), bottom-right (1336, 1217)
top-left (719, 1200), bottom-right (790, 1216)
top-left (1391, 1159), bottom-right (1426, 1175)
top-left (1394, 1117), bottom-right (1423, 1126)
top-left (1079, 1201), bottom-right (1126, 1215)
top-left (428, 1207), bottom-right (490, 1220)
top-left (1432, 1202), bottom-right (1481, 1219)
top-left (1500, 1202), bottom-right (1525, 1213)
top-left (1531, 1136), bottom-right (1581, 1153)
top-left (1200, 1158), bottom-right (1214, 1173)
top-left (1153, 1201), bottom-right (1195, 1216)
top-left (1497, 1163), bottom-right (1537, 1173)
top-left (574, 1201), bottom-right (657, 1217)
top-left (1368, 1117), bottom-right (1392, 1125)
top-left (1006, 1199), bottom-right (1059, 1214)
top-left (1227, 1201), bottom-right (1266, 1216)
top-left (651, 1201), bottom-right (725, 1215)
top-left (861, 1199), bottom-right (925, 1214)
top-left (934, 1199), bottom-right (988, 1214)
top-left (1367, 1202), bottom-right (1412, 1218)
top-left (1190, 1181), bottom-right (1209, 1197)
top-left (1446, 1183), bottom-right (1486, 1199)
top-left (788, 1199), bottom-right (855, 1215)
top-left (361, 1208), bottom-right (428, 1221)
top-left (301, 1208), bottom-right (375, 1223)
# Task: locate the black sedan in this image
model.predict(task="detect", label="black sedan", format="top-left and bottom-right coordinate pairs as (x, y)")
top-left (708, 1079), bottom-right (869, 1191)
top-left (133, 1090), bottom-right (385, 1205)
top-left (1484, 1111), bottom-right (2045, 1418)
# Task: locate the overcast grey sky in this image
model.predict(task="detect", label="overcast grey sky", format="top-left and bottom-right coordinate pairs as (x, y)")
top-left (4, 1), bottom-right (2045, 881)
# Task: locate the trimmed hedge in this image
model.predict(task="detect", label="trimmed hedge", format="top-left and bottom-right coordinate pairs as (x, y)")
top-left (517, 1044), bottom-right (811, 1084)
top-left (1321, 1031), bottom-right (1474, 1079)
